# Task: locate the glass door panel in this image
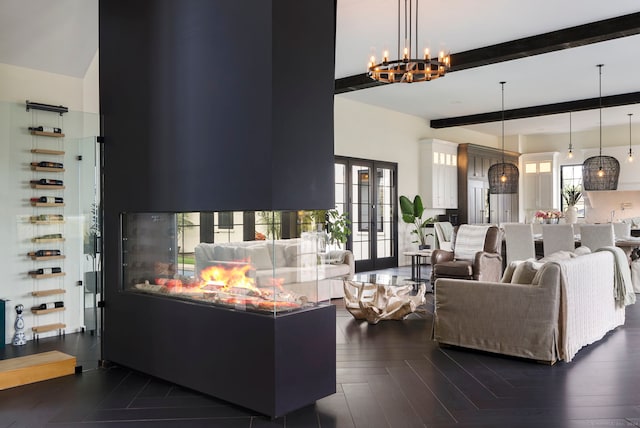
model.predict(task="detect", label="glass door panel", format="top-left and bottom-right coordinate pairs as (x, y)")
top-left (351, 163), bottom-right (372, 263)
top-left (375, 166), bottom-right (395, 260)
top-left (339, 158), bottom-right (398, 272)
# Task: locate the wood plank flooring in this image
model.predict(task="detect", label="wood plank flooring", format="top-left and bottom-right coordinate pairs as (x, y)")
top-left (2, 266), bottom-right (640, 427)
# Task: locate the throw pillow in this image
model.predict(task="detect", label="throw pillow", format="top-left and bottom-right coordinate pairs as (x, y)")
top-left (326, 250), bottom-right (346, 265)
top-left (245, 245), bottom-right (273, 270)
top-left (574, 246), bottom-right (592, 256)
top-left (511, 260), bottom-right (544, 285)
top-left (501, 260), bottom-right (524, 283)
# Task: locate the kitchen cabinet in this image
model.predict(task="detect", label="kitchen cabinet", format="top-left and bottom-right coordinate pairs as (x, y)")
top-left (521, 152), bottom-right (559, 219)
top-left (458, 143), bottom-right (519, 224)
top-left (419, 139), bottom-right (458, 209)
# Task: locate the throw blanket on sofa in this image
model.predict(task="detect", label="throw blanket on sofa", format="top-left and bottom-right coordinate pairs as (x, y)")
top-left (597, 246), bottom-right (636, 307)
top-left (453, 225), bottom-right (490, 261)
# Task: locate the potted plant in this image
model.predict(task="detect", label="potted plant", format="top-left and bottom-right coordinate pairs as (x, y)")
top-left (399, 195), bottom-right (435, 249)
top-left (311, 209), bottom-right (351, 249)
top-left (562, 184), bottom-right (582, 224)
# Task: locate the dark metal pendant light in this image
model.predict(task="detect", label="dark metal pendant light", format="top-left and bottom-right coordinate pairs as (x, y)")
top-left (582, 64), bottom-right (620, 191)
top-left (488, 81), bottom-right (519, 194)
top-left (567, 111), bottom-right (574, 159)
top-left (627, 113), bottom-right (634, 163)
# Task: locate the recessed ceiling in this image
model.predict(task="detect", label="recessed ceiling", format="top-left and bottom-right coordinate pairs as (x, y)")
top-left (335, 0), bottom-right (640, 136)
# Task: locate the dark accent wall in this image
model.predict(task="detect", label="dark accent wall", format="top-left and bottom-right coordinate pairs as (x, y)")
top-left (98, 0), bottom-right (337, 416)
top-left (100, 0), bottom-right (335, 213)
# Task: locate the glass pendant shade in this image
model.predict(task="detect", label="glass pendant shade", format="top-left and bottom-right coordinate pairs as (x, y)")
top-left (582, 64), bottom-right (620, 191)
top-left (488, 81), bottom-right (519, 194)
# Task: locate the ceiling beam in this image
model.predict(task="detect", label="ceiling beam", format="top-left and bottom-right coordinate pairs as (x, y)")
top-left (335, 11), bottom-right (640, 94)
top-left (430, 91), bottom-right (640, 128)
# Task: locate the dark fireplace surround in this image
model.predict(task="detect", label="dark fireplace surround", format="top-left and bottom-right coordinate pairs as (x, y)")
top-left (99, 0), bottom-right (337, 418)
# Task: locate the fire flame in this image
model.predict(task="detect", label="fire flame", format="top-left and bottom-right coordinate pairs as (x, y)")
top-left (143, 259), bottom-right (303, 312)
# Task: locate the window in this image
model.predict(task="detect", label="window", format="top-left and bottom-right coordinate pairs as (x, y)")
top-left (560, 164), bottom-right (585, 218)
top-left (217, 211), bottom-right (234, 230)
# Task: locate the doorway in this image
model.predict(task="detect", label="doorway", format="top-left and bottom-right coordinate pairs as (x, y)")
top-left (336, 157), bottom-right (398, 272)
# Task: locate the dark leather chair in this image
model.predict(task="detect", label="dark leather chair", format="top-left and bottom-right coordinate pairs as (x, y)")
top-left (431, 225), bottom-right (503, 283)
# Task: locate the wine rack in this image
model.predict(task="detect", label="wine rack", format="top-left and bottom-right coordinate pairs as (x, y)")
top-left (27, 101), bottom-right (68, 339)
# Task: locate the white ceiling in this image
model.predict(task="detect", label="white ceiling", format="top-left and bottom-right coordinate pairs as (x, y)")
top-left (336, 0), bottom-right (640, 136)
top-left (1, 0), bottom-right (639, 137)
top-left (0, 0), bottom-right (97, 78)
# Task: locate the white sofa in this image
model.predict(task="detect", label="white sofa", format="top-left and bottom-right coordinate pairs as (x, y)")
top-left (433, 249), bottom-right (632, 363)
top-left (194, 238), bottom-right (354, 301)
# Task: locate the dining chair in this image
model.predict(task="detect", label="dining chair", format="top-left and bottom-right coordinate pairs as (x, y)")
top-left (542, 224), bottom-right (575, 257)
top-left (613, 222), bottom-right (631, 240)
top-left (503, 223), bottom-right (536, 264)
top-left (580, 224), bottom-right (615, 251)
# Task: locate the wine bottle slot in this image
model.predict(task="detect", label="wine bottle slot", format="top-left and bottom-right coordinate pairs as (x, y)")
top-left (32, 301), bottom-right (64, 311)
top-left (28, 126), bottom-right (62, 133)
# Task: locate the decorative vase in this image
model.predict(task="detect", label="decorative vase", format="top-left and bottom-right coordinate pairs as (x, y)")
top-left (545, 218), bottom-right (559, 224)
top-left (565, 205), bottom-right (578, 224)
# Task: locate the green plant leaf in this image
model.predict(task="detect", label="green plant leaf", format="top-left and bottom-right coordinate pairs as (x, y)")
top-left (399, 196), bottom-right (414, 218)
top-left (413, 195), bottom-right (424, 218)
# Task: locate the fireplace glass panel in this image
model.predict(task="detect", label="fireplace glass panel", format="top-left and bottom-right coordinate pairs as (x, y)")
top-left (121, 211), bottom-right (332, 316)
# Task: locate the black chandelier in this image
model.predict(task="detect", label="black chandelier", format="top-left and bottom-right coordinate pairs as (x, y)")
top-left (367, 0), bottom-right (450, 84)
top-left (582, 64), bottom-right (620, 191)
top-left (488, 82), bottom-right (519, 194)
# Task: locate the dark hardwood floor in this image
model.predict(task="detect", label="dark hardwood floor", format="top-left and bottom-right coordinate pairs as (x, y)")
top-left (2, 266), bottom-right (640, 427)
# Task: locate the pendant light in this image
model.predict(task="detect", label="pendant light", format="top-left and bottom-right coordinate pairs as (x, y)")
top-left (488, 81), bottom-right (519, 194)
top-left (567, 112), bottom-right (574, 159)
top-left (367, 0), bottom-right (450, 84)
top-left (582, 64), bottom-right (620, 190)
top-left (627, 113), bottom-right (634, 163)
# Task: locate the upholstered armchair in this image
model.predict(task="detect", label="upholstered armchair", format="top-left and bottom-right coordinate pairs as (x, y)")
top-left (431, 225), bottom-right (503, 283)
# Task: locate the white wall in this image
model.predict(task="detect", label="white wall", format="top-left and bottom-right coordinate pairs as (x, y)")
top-left (334, 97), bottom-right (499, 263)
top-left (0, 61), bottom-right (99, 344)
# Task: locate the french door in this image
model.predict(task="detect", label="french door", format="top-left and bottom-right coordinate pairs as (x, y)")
top-left (336, 157), bottom-right (398, 272)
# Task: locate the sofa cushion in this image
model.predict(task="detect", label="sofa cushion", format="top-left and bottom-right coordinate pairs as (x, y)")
top-left (267, 242), bottom-right (288, 268)
top-left (433, 260), bottom-right (473, 278)
top-left (511, 260), bottom-right (544, 284)
top-left (285, 244), bottom-right (318, 268)
top-left (213, 245), bottom-right (237, 262)
top-left (245, 244), bottom-right (272, 270)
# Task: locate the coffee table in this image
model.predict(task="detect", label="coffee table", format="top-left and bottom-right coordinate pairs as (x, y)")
top-left (343, 274), bottom-right (426, 324)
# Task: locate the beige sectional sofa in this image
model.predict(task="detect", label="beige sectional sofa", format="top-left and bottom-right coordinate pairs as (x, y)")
top-left (194, 238), bottom-right (354, 302)
top-left (433, 249), bottom-right (633, 363)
